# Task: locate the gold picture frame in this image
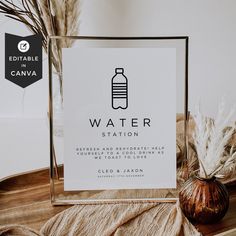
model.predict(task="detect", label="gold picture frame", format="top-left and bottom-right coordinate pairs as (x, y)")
top-left (48, 36), bottom-right (189, 205)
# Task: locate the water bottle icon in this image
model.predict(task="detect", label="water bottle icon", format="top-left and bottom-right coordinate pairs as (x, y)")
top-left (112, 68), bottom-right (128, 109)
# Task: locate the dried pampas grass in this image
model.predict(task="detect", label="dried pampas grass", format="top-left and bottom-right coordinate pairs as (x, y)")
top-left (0, 0), bottom-right (80, 90)
top-left (193, 99), bottom-right (236, 178)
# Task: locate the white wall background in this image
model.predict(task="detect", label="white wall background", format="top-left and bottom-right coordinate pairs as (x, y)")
top-left (0, 0), bottom-right (236, 178)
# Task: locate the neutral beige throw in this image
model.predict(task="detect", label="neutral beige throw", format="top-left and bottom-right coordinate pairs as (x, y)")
top-left (40, 201), bottom-right (201, 236)
top-left (0, 201), bottom-right (201, 236)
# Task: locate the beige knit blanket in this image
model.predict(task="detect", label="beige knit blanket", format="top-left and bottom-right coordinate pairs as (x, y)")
top-left (0, 201), bottom-right (200, 236)
top-left (1, 115), bottom-right (235, 236)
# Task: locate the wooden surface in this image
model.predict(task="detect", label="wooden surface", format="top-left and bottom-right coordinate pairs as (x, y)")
top-left (0, 168), bottom-right (236, 235)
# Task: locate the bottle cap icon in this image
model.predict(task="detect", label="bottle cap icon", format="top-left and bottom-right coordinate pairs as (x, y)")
top-left (115, 68), bottom-right (124, 74)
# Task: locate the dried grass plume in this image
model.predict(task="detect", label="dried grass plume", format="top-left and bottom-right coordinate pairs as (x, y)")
top-left (193, 99), bottom-right (236, 178)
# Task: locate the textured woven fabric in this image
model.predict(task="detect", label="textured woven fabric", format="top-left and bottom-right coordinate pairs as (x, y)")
top-left (40, 201), bottom-right (201, 236)
top-left (0, 202), bottom-right (201, 236)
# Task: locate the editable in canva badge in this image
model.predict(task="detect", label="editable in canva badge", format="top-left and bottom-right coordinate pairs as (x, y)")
top-left (5, 33), bottom-right (42, 88)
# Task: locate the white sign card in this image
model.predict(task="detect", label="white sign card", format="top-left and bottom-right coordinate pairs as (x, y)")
top-left (63, 48), bottom-right (176, 191)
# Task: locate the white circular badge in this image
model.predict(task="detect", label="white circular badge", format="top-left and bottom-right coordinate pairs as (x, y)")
top-left (17, 40), bottom-right (30, 53)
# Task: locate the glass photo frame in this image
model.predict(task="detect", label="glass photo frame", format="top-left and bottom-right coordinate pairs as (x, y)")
top-left (48, 36), bottom-right (189, 205)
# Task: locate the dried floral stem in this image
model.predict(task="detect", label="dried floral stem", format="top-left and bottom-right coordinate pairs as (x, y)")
top-left (193, 99), bottom-right (236, 178)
